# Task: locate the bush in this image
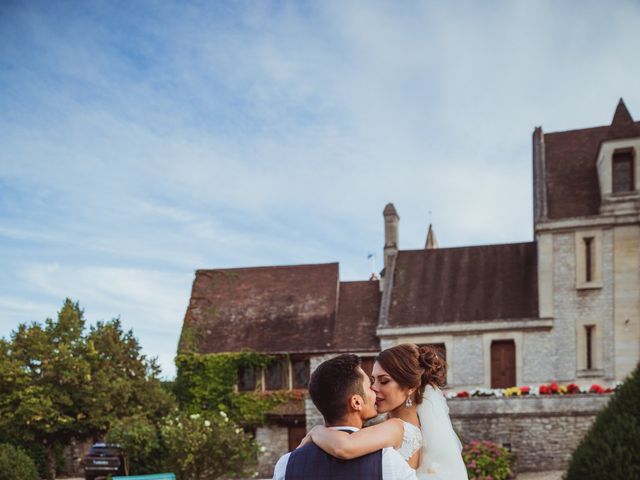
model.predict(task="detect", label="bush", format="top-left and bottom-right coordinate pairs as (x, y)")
top-left (161, 411), bottom-right (259, 480)
top-left (0, 443), bottom-right (40, 480)
top-left (565, 364), bottom-right (640, 480)
top-left (107, 415), bottom-right (168, 474)
top-left (462, 440), bottom-right (511, 480)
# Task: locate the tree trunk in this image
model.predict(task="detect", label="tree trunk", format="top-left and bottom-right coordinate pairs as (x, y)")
top-left (46, 441), bottom-right (57, 480)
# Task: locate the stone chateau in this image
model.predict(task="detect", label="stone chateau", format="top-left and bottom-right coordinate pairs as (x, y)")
top-left (179, 99), bottom-right (640, 472)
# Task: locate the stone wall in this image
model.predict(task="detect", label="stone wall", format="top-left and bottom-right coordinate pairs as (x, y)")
top-left (552, 230), bottom-right (614, 383)
top-left (256, 425), bottom-right (289, 477)
top-left (449, 394), bottom-right (610, 472)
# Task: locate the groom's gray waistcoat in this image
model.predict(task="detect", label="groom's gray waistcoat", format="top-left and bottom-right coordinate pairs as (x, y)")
top-left (284, 442), bottom-right (383, 480)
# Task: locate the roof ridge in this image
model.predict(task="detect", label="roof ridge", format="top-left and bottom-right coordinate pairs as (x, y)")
top-left (545, 124), bottom-right (611, 137)
top-left (399, 241), bottom-right (535, 254)
top-left (196, 261), bottom-right (339, 273)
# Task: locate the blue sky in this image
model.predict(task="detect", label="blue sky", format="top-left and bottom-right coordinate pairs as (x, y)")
top-left (1, 0), bottom-right (639, 378)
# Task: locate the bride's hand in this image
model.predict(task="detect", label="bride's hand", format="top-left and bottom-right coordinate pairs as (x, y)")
top-left (296, 425), bottom-right (323, 449)
top-left (297, 432), bottom-right (313, 448)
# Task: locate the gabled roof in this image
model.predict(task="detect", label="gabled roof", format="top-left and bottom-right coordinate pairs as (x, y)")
top-left (543, 100), bottom-right (640, 220)
top-left (333, 281), bottom-right (381, 352)
top-left (180, 263), bottom-right (339, 354)
top-left (387, 242), bottom-right (538, 326)
top-left (180, 263), bottom-right (381, 355)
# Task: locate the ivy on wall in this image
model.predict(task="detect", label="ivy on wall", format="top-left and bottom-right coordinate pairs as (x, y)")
top-left (174, 352), bottom-right (302, 427)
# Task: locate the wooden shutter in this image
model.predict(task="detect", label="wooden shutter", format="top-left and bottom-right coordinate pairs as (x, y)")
top-left (491, 340), bottom-right (516, 388)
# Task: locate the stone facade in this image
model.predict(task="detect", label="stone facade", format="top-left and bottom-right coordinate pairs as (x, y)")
top-left (256, 425), bottom-right (289, 477)
top-left (552, 229), bottom-right (615, 382)
top-left (449, 395), bottom-right (610, 473)
top-left (184, 102), bottom-right (640, 476)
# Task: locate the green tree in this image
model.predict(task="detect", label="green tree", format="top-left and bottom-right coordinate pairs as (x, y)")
top-left (0, 299), bottom-right (175, 479)
top-left (0, 443), bottom-right (40, 480)
top-left (161, 411), bottom-right (258, 480)
top-left (565, 363), bottom-right (640, 479)
top-left (107, 415), bottom-right (168, 475)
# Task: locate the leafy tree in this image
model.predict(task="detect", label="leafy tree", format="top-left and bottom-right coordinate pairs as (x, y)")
top-left (161, 411), bottom-right (258, 480)
top-left (0, 443), bottom-right (40, 480)
top-left (107, 415), bottom-right (168, 475)
top-left (565, 363), bottom-right (640, 479)
top-left (0, 299), bottom-right (175, 479)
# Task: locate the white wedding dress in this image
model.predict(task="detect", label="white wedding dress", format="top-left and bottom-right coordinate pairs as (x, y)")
top-left (395, 385), bottom-right (468, 480)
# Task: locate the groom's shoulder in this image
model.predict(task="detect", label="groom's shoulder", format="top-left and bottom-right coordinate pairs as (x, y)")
top-left (273, 444), bottom-right (320, 480)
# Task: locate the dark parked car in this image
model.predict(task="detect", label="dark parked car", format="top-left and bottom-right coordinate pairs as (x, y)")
top-left (81, 443), bottom-right (128, 480)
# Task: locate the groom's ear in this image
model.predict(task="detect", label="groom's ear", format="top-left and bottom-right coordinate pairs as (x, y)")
top-left (349, 394), bottom-right (365, 412)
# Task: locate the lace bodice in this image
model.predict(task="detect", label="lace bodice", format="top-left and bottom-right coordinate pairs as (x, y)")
top-left (395, 420), bottom-right (422, 461)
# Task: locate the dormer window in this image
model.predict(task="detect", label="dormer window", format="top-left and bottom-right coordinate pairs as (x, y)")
top-left (612, 148), bottom-right (635, 193)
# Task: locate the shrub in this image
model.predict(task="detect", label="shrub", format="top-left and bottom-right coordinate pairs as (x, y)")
top-left (161, 411), bottom-right (259, 480)
top-left (107, 415), bottom-right (168, 474)
top-left (463, 440), bottom-right (511, 480)
top-left (565, 363), bottom-right (640, 480)
top-left (0, 443), bottom-right (40, 480)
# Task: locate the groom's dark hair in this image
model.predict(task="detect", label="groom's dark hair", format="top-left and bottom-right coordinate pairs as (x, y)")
top-left (309, 354), bottom-right (366, 424)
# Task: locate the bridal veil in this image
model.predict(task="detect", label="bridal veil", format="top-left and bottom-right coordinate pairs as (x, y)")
top-left (416, 385), bottom-right (468, 480)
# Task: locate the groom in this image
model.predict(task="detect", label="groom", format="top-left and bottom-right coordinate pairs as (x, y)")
top-left (272, 354), bottom-right (418, 480)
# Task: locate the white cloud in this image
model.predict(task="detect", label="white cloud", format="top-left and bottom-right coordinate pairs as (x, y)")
top-left (1, 0), bottom-right (639, 376)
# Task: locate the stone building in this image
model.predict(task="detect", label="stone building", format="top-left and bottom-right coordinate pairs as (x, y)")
top-left (378, 100), bottom-right (640, 390)
top-left (179, 99), bottom-right (640, 474)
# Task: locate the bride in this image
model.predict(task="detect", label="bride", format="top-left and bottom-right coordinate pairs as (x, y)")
top-left (301, 344), bottom-right (468, 479)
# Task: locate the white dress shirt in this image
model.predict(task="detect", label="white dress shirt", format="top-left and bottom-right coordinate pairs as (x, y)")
top-left (272, 426), bottom-right (418, 480)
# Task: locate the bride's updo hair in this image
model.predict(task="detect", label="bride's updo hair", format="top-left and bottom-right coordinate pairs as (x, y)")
top-left (376, 343), bottom-right (447, 405)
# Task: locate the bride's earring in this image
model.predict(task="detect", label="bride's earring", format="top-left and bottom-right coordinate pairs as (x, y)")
top-left (405, 396), bottom-right (413, 407)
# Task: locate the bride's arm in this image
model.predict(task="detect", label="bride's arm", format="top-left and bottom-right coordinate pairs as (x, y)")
top-left (308, 418), bottom-right (404, 459)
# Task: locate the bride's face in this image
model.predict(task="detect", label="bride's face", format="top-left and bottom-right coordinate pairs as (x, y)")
top-left (370, 361), bottom-right (411, 413)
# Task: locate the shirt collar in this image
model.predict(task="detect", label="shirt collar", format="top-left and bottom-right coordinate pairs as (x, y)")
top-left (329, 425), bottom-right (359, 432)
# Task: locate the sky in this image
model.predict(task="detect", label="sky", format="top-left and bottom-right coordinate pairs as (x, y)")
top-left (1, 0), bottom-right (639, 378)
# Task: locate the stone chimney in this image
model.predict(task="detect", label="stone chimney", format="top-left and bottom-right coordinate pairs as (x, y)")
top-left (383, 203), bottom-right (399, 272)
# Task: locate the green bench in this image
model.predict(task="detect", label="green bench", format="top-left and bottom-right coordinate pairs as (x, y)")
top-left (113, 475), bottom-right (176, 480)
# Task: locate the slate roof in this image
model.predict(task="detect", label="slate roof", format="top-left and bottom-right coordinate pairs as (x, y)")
top-left (333, 281), bottom-right (381, 352)
top-left (387, 242), bottom-right (538, 326)
top-left (544, 99), bottom-right (640, 220)
top-left (180, 263), bottom-right (381, 355)
top-left (180, 263), bottom-right (339, 354)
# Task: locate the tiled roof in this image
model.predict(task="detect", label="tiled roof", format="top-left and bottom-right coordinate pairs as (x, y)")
top-left (544, 100), bottom-right (640, 220)
top-left (387, 242), bottom-right (538, 326)
top-left (180, 263), bottom-right (381, 355)
top-left (180, 263), bottom-right (339, 354)
top-left (333, 281), bottom-right (381, 352)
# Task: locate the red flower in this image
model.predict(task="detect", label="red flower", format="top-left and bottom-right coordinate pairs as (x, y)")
top-left (456, 390), bottom-right (470, 398)
top-left (519, 386), bottom-right (530, 395)
top-left (539, 384), bottom-right (549, 394)
top-left (566, 383), bottom-right (580, 394)
top-left (550, 382), bottom-right (560, 394)
top-left (589, 384), bottom-right (604, 394)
